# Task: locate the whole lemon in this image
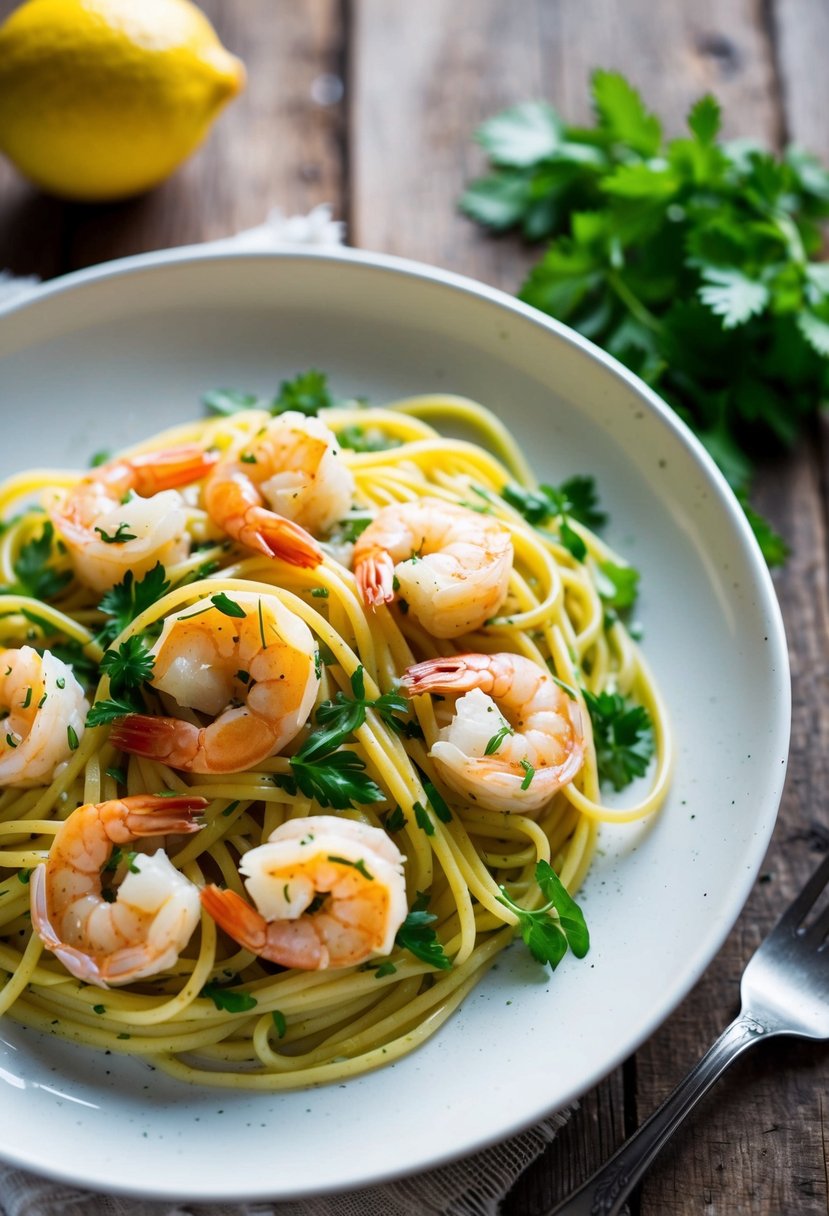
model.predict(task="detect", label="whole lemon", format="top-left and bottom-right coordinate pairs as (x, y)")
top-left (0, 0), bottom-right (245, 201)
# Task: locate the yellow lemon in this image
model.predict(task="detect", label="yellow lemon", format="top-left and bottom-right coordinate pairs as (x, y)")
top-left (0, 0), bottom-right (245, 201)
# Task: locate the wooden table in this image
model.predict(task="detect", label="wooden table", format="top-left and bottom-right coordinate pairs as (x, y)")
top-left (1, 2), bottom-right (827, 1211)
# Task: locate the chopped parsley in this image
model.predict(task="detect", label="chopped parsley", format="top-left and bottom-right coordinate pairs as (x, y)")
top-left (1, 522), bottom-right (72, 601)
top-left (210, 592), bottom-right (246, 619)
top-left (327, 856), bottom-right (374, 880)
top-left (395, 897), bottom-right (452, 970)
top-left (519, 759), bottom-right (535, 789)
top-left (201, 981), bottom-right (258, 1013)
top-left (484, 722), bottom-right (514, 755)
top-left (385, 806), bottom-right (407, 833)
top-left (336, 425), bottom-right (399, 453)
top-left (94, 522), bottom-right (138, 545)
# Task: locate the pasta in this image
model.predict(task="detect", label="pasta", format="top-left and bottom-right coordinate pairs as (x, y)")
top-left (0, 392), bottom-right (671, 1089)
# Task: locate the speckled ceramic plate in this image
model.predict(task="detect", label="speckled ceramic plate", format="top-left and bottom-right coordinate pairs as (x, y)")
top-left (0, 247), bottom-right (789, 1202)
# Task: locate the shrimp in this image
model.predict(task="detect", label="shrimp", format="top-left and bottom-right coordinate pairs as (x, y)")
top-left (30, 794), bottom-right (206, 987)
top-left (0, 646), bottom-right (88, 788)
top-left (109, 591), bottom-right (318, 773)
top-left (203, 412), bottom-right (354, 568)
top-left (353, 499), bottom-right (513, 639)
top-left (50, 445), bottom-right (217, 593)
top-left (200, 816), bottom-right (408, 970)
top-left (402, 652), bottom-right (584, 813)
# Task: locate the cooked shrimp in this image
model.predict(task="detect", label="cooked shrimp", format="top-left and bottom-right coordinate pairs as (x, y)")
top-left (353, 499), bottom-right (513, 638)
top-left (403, 652), bottom-right (584, 813)
top-left (0, 646), bottom-right (88, 788)
top-left (30, 794), bottom-right (206, 987)
top-left (201, 816), bottom-right (408, 971)
top-left (109, 591), bottom-right (318, 774)
top-left (50, 445), bottom-right (217, 593)
top-left (204, 412), bottom-right (354, 568)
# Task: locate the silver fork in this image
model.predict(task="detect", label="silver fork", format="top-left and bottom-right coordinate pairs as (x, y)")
top-left (547, 850), bottom-right (829, 1216)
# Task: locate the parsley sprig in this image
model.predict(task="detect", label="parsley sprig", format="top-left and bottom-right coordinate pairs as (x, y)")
top-left (497, 860), bottom-right (590, 968)
top-left (272, 668), bottom-right (408, 809)
top-left (583, 689), bottom-right (655, 790)
top-left (86, 635), bottom-right (156, 727)
top-left (97, 563), bottom-right (170, 647)
top-left (203, 370), bottom-right (333, 418)
top-left (459, 71), bottom-right (829, 564)
top-left (313, 666), bottom-right (410, 749)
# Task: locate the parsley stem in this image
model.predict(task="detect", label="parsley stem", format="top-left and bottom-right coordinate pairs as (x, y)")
top-left (606, 270), bottom-right (662, 333)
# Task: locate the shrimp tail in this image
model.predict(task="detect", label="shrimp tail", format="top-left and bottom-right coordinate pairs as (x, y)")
top-left (109, 715), bottom-right (201, 767)
top-left (103, 445), bottom-right (218, 496)
top-left (118, 793), bottom-right (207, 838)
top-left (250, 511), bottom-right (323, 569)
top-left (355, 551), bottom-right (396, 608)
top-left (201, 885), bottom-right (327, 968)
top-left (402, 655), bottom-right (489, 696)
top-left (200, 885), bottom-right (268, 954)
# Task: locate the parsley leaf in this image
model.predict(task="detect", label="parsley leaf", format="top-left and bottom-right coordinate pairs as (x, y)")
top-left (272, 370), bottom-right (333, 416)
top-left (97, 564), bottom-right (170, 647)
top-left (336, 425), bottom-right (399, 454)
top-left (209, 592), bottom-right (246, 619)
top-left (203, 371), bottom-right (333, 418)
top-left (395, 901), bottom-right (453, 970)
top-left (597, 561), bottom-right (640, 612)
top-left (583, 690), bottom-right (655, 790)
top-left (311, 665), bottom-right (411, 754)
top-left (285, 747), bottom-right (385, 810)
top-left (501, 476), bottom-right (606, 556)
top-left (2, 522), bottom-right (72, 601)
top-left (86, 696), bottom-right (146, 727)
top-left (497, 860), bottom-right (590, 968)
top-left (99, 636), bottom-right (155, 696)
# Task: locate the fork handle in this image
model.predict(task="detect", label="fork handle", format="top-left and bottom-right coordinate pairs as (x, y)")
top-left (544, 1010), bottom-right (772, 1216)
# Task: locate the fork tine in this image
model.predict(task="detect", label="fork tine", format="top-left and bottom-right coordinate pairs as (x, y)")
top-left (774, 850), bottom-right (829, 935)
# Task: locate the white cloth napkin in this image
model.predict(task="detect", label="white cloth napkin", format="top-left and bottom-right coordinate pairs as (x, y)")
top-left (0, 207), bottom-right (571, 1215)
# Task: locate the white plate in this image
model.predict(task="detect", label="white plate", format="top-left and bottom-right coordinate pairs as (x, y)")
top-left (0, 247), bottom-right (789, 1203)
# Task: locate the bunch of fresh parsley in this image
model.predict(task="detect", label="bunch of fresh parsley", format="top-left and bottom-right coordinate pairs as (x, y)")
top-left (461, 70), bottom-right (829, 565)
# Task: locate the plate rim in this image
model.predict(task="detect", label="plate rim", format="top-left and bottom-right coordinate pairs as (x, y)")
top-left (0, 244), bottom-right (791, 1201)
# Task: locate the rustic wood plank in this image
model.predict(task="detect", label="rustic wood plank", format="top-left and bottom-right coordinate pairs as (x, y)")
top-left (349, 0), bottom-right (552, 291)
top-left (66, 0), bottom-right (345, 270)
